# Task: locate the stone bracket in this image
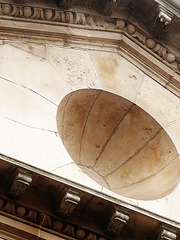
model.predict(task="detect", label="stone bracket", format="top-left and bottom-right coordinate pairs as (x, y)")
top-left (150, 4), bottom-right (173, 38)
top-left (158, 225), bottom-right (177, 240)
top-left (104, 206), bottom-right (129, 236)
top-left (56, 188), bottom-right (81, 217)
top-left (9, 169), bottom-right (32, 199)
top-left (98, 0), bottom-right (119, 15)
top-left (57, 0), bottom-right (76, 9)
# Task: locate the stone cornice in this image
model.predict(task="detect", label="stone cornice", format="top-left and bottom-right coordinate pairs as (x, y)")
top-left (0, 154), bottom-right (180, 240)
top-left (0, 196), bottom-right (107, 240)
top-left (0, 2), bottom-right (179, 73)
top-left (155, 0), bottom-right (180, 18)
top-left (0, 2), bottom-right (180, 97)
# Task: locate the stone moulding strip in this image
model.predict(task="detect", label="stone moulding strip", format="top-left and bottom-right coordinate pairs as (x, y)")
top-left (0, 152), bottom-right (180, 231)
top-left (118, 36), bottom-right (180, 98)
top-left (0, 2), bottom-right (180, 74)
top-left (0, 196), bottom-right (107, 240)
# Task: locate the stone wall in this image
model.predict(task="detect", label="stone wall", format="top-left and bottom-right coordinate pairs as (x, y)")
top-left (0, 33), bottom-right (180, 223)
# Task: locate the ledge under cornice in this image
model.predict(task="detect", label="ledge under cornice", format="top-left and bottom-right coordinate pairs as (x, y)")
top-left (0, 153), bottom-right (180, 240)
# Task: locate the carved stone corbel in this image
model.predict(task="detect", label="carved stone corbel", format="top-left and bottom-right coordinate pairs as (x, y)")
top-left (57, 0), bottom-right (76, 9)
top-left (150, 5), bottom-right (173, 38)
top-left (9, 169), bottom-right (32, 199)
top-left (56, 188), bottom-right (81, 217)
top-left (104, 206), bottom-right (129, 236)
top-left (98, 0), bottom-right (119, 16)
top-left (158, 225), bottom-right (177, 240)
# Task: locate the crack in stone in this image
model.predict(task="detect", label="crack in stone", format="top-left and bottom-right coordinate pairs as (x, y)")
top-left (92, 103), bottom-right (135, 168)
top-left (50, 162), bottom-right (74, 172)
top-left (0, 76), bottom-right (58, 106)
top-left (103, 177), bottom-right (111, 189)
top-left (165, 118), bottom-right (180, 127)
top-left (110, 154), bottom-right (179, 190)
top-left (9, 42), bottom-right (46, 59)
top-left (0, 115), bottom-right (57, 133)
top-left (104, 127), bottom-right (163, 178)
top-left (79, 90), bottom-right (102, 164)
top-left (79, 163), bottom-right (110, 189)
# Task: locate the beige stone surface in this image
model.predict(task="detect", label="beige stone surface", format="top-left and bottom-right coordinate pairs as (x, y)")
top-left (105, 131), bottom-right (179, 199)
top-left (165, 120), bottom-right (180, 153)
top-left (57, 89), bottom-right (180, 200)
top-left (0, 37), bottom-right (180, 221)
top-left (47, 46), bottom-right (101, 92)
top-left (94, 105), bottom-right (161, 176)
top-left (80, 165), bottom-right (109, 188)
top-left (135, 75), bottom-right (180, 127)
top-left (80, 91), bottom-right (132, 168)
top-left (89, 51), bottom-right (144, 103)
top-left (111, 154), bottom-right (180, 200)
top-left (0, 77), bottom-right (57, 131)
top-left (0, 116), bottom-right (72, 171)
top-left (0, 43), bottom-right (66, 104)
top-left (7, 41), bottom-right (47, 59)
top-left (57, 89), bottom-right (100, 165)
top-left (51, 162), bottom-right (103, 192)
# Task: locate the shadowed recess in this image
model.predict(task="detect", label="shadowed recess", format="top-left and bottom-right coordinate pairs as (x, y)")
top-left (57, 89), bottom-right (180, 200)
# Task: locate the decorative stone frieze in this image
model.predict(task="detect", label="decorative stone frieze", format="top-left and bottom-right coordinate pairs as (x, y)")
top-left (0, 2), bottom-right (179, 72)
top-left (57, 0), bottom-right (76, 9)
top-left (104, 207), bottom-right (129, 236)
top-left (9, 169), bottom-right (32, 199)
top-left (38, 213), bottom-right (52, 228)
top-left (0, 3), bottom-right (88, 24)
top-left (146, 38), bottom-right (175, 63)
top-left (98, 0), bottom-right (119, 15)
top-left (56, 188), bottom-right (81, 217)
top-left (0, 196), bottom-right (106, 240)
top-left (158, 225), bottom-right (177, 240)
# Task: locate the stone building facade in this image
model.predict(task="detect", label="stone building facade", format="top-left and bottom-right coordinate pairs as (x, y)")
top-left (0, 0), bottom-right (180, 239)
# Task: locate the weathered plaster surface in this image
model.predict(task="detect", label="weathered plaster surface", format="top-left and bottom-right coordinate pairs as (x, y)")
top-left (0, 40), bottom-right (180, 222)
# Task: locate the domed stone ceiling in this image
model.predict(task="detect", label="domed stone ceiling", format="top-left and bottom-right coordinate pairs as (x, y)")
top-left (57, 89), bottom-right (180, 200)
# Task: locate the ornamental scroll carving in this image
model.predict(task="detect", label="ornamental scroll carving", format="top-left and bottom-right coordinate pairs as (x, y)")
top-left (0, 197), bottom-right (107, 240)
top-left (9, 169), bottom-right (32, 199)
top-left (158, 225), bottom-right (177, 240)
top-left (104, 207), bottom-right (129, 236)
top-left (0, 2), bottom-right (179, 72)
top-left (56, 189), bottom-right (81, 217)
top-left (0, 3), bottom-right (88, 24)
